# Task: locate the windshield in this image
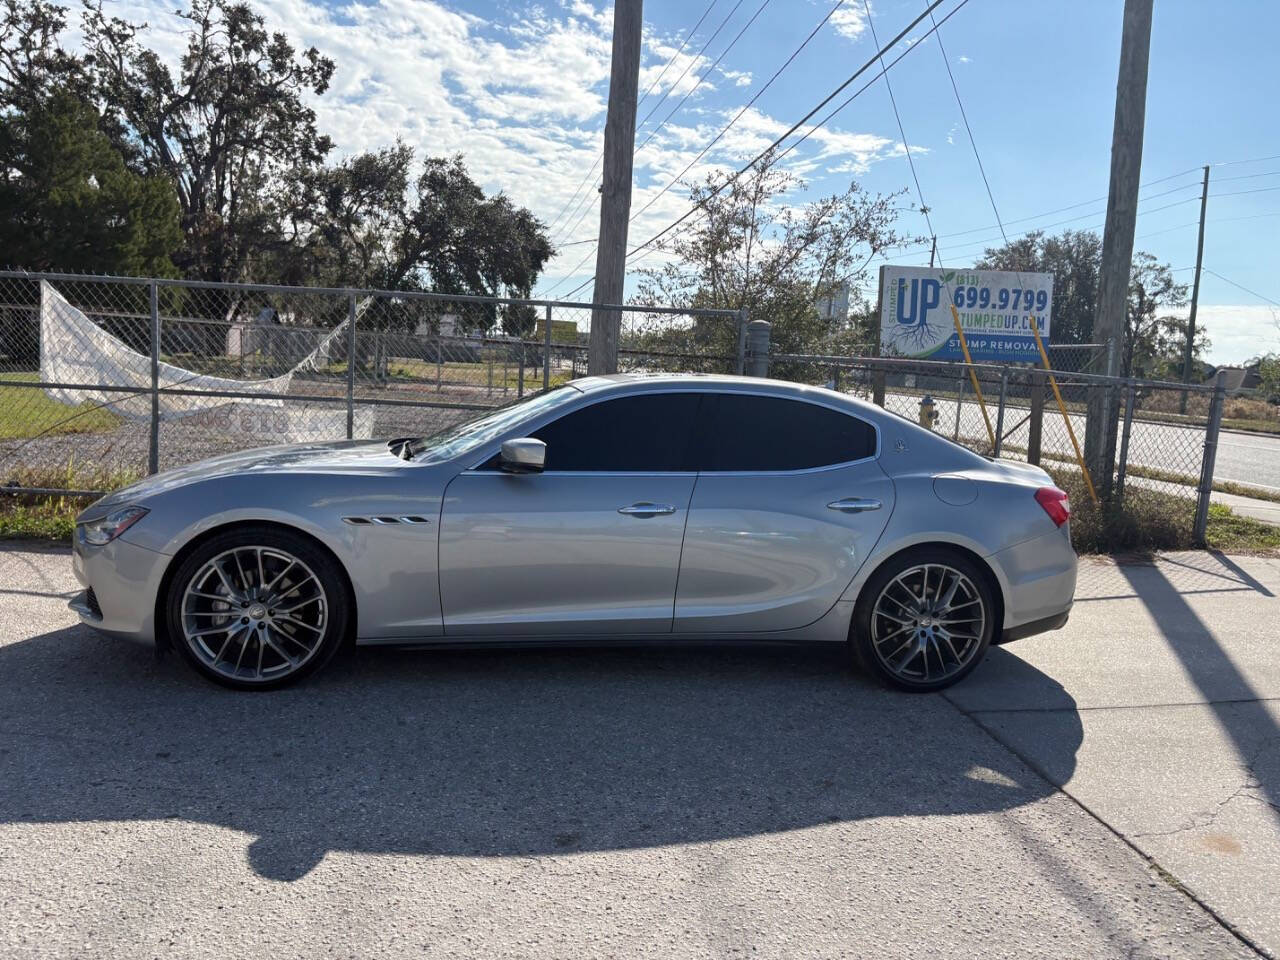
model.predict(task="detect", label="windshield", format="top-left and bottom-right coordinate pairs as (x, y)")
top-left (406, 386), bottom-right (581, 464)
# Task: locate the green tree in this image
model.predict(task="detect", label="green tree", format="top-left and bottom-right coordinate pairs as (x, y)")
top-left (974, 229), bottom-right (1101, 345)
top-left (0, 89), bottom-right (180, 274)
top-left (289, 149), bottom-right (553, 331)
top-left (635, 150), bottom-right (913, 369)
top-left (81, 0), bottom-right (336, 282)
top-left (1123, 252), bottom-right (1189, 378)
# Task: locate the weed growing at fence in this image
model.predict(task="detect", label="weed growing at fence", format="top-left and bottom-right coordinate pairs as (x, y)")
top-left (1, 462), bottom-right (139, 540)
top-left (1048, 468), bottom-right (1280, 555)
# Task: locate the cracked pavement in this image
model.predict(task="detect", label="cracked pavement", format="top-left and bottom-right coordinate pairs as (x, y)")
top-left (1, 543), bottom-right (1279, 958)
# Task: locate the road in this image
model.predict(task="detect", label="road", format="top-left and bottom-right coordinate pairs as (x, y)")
top-left (885, 391), bottom-right (1280, 492)
top-left (2, 543), bottom-right (1279, 958)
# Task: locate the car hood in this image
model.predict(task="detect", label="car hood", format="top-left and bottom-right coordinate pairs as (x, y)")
top-left (82, 440), bottom-right (405, 516)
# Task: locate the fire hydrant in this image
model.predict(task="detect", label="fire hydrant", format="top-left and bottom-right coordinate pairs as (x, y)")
top-left (918, 394), bottom-right (939, 430)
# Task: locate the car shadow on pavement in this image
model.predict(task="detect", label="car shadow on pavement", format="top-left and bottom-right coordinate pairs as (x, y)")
top-left (0, 627), bottom-right (1081, 881)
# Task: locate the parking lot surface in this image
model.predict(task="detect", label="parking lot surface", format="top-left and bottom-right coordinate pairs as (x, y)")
top-left (1, 544), bottom-right (1277, 959)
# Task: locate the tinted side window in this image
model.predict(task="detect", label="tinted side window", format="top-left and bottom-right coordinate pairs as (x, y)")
top-left (531, 393), bottom-right (702, 471)
top-left (695, 394), bottom-right (876, 471)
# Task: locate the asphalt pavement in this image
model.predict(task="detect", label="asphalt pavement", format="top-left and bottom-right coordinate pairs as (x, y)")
top-left (1, 543), bottom-right (1278, 959)
top-left (887, 391), bottom-right (1280, 494)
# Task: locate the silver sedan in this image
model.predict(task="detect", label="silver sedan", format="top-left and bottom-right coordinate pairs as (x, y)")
top-left (70, 374), bottom-right (1077, 691)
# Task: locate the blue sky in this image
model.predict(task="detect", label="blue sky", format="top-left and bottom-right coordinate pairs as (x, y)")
top-left (103, 0), bottom-right (1280, 362)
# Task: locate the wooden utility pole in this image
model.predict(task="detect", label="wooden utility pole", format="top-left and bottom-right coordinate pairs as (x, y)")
top-left (1179, 164), bottom-right (1210, 413)
top-left (588, 0), bottom-right (644, 375)
top-left (1084, 0), bottom-right (1154, 492)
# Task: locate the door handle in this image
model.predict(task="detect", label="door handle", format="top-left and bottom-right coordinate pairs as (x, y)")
top-left (618, 502), bottom-right (677, 517)
top-left (827, 497), bottom-right (882, 514)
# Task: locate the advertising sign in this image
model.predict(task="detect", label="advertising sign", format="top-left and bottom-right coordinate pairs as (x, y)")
top-left (878, 265), bottom-right (1053, 363)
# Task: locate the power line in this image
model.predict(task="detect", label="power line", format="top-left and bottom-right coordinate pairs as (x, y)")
top-left (635, 0), bottom-right (745, 132)
top-left (627, 0), bottom-right (848, 226)
top-left (632, 0), bottom-right (773, 158)
top-left (1211, 153), bottom-right (1280, 168)
top-left (1212, 184), bottom-right (1280, 199)
top-left (861, 0), bottom-right (938, 256)
top-left (544, 0), bottom-right (722, 239)
top-left (1202, 268), bottom-right (1280, 308)
top-left (934, 177), bottom-right (1199, 240)
top-left (548, 0), bottom-right (756, 249)
top-left (551, 0), bottom-right (959, 300)
top-left (625, 0), bottom-right (960, 262)
top-left (636, 0), bottom-right (720, 112)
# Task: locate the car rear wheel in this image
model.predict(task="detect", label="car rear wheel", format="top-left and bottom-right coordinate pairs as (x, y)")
top-left (166, 526), bottom-right (349, 690)
top-left (852, 548), bottom-right (995, 692)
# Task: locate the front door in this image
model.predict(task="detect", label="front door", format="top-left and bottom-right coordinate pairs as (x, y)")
top-left (438, 392), bottom-right (704, 636)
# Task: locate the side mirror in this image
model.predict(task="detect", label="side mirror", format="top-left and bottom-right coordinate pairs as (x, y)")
top-left (500, 438), bottom-right (546, 474)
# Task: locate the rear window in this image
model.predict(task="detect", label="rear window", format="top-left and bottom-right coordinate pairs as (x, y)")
top-left (692, 394), bottom-right (877, 471)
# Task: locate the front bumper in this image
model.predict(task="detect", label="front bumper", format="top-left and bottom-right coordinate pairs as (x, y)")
top-left (71, 533), bottom-right (170, 646)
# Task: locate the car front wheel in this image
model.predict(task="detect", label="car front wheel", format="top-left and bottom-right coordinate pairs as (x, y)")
top-left (852, 548), bottom-right (995, 692)
top-left (165, 526), bottom-right (349, 690)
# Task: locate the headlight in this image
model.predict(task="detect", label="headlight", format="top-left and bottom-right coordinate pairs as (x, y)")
top-left (78, 506), bottom-right (149, 546)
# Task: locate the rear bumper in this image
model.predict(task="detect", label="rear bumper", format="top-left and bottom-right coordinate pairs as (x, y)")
top-left (990, 527), bottom-right (1077, 636)
top-left (998, 609), bottom-right (1070, 645)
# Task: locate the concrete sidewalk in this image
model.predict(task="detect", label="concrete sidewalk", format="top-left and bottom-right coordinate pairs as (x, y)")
top-left (0, 544), bottom-right (1277, 958)
top-left (950, 550), bottom-right (1280, 955)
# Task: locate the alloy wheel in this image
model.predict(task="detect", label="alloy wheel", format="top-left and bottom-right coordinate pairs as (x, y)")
top-left (869, 563), bottom-right (987, 684)
top-left (179, 546), bottom-right (329, 684)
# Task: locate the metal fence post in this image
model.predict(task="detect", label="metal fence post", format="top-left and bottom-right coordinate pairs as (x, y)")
top-left (543, 303), bottom-right (553, 390)
top-left (734, 307), bottom-right (749, 375)
top-left (953, 375), bottom-right (965, 442)
top-left (1027, 371), bottom-right (1045, 465)
top-left (872, 365), bottom-right (885, 406)
top-left (994, 366), bottom-right (1009, 457)
top-left (745, 320), bottom-right (771, 377)
top-left (148, 279), bottom-right (160, 475)
top-left (1115, 381), bottom-right (1137, 503)
top-left (517, 327), bottom-right (525, 398)
top-left (345, 294), bottom-right (356, 440)
top-left (1193, 369), bottom-right (1227, 546)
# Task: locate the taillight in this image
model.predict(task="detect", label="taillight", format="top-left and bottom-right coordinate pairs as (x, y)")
top-left (1035, 486), bottom-right (1071, 528)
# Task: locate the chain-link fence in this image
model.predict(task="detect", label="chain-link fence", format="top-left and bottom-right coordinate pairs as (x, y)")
top-left (0, 271), bottom-right (742, 494)
top-left (769, 347), bottom-right (1228, 543)
top-left (0, 267), bottom-right (1240, 546)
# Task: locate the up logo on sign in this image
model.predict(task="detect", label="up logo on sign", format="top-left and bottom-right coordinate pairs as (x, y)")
top-left (895, 276), bottom-right (941, 329)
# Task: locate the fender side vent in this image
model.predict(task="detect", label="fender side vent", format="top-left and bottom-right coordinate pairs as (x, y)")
top-left (343, 515), bottom-right (432, 525)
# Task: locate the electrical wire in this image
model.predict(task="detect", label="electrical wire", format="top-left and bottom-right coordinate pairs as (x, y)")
top-left (632, 0), bottom-right (773, 157)
top-left (627, 0), bottom-right (848, 226)
top-left (549, 0), bottom-right (958, 300)
top-left (860, 0), bottom-right (937, 257)
top-left (625, 0), bottom-right (958, 263)
top-left (1202, 269), bottom-right (1280, 308)
top-left (544, 0), bottom-right (722, 239)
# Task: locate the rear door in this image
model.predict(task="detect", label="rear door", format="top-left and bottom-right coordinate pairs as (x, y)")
top-left (674, 392), bottom-right (894, 633)
top-left (439, 392), bottom-right (703, 636)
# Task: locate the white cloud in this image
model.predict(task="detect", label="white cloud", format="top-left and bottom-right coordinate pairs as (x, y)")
top-left (77, 0), bottom-right (910, 294)
top-left (957, 54), bottom-right (972, 64)
top-left (1167, 304), bottom-right (1280, 365)
top-left (829, 6), bottom-right (869, 41)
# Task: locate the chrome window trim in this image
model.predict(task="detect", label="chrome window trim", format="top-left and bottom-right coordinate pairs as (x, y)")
top-left (462, 384), bottom-right (883, 474)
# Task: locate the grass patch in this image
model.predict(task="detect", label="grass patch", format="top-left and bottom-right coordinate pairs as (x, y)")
top-left (0, 372), bottom-right (124, 439)
top-left (1203, 502), bottom-right (1280, 551)
top-left (0, 462), bottom-right (141, 542)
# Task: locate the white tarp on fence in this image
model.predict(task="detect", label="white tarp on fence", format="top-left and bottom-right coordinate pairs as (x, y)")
top-left (39, 280), bottom-right (373, 440)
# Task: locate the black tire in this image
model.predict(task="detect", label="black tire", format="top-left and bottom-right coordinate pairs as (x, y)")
top-left (851, 547), bottom-right (996, 693)
top-left (165, 525), bottom-right (351, 690)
